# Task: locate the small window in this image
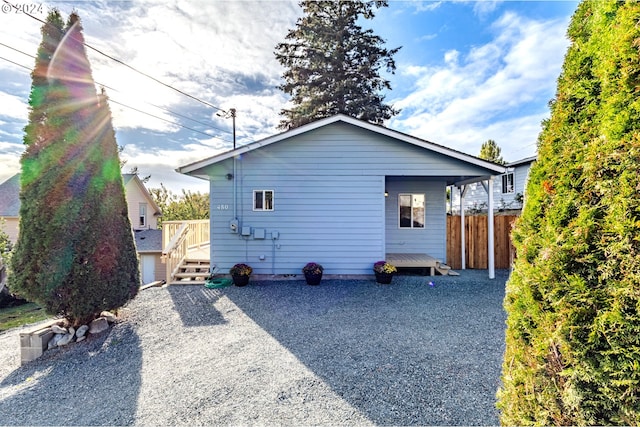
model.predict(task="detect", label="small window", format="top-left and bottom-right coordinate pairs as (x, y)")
top-left (139, 203), bottom-right (147, 227)
top-left (399, 194), bottom-right (425, 229)
top-left (502, 173), bottom-right (514, 194)
top-left (253, 190), bottom-right (274, 211)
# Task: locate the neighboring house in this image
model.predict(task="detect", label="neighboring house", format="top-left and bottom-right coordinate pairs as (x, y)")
top-left (177, 114), bottom-right (506, 277)
top-left (0, 173), bottom-right (164, 284)
top-left (448, 155), bottom-right (536, 214)
top-left (0, 174), bottom-right (20, 243)
top-left (134, 228), bottom-right (164, 285)
top-left (122, 173), bottom-right (162, 230)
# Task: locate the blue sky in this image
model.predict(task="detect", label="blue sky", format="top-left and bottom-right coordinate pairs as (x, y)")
top-left (0, 0), bottom-right (578, 194)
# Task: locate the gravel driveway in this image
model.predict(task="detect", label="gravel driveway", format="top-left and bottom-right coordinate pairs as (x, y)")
top-left (0, 270), bottom-right (508, 426)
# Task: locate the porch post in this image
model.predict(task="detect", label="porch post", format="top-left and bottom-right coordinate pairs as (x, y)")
top-left (460, 185), bottom-right (467, 270)
top-left (487, 177), bottom-right (495, 279)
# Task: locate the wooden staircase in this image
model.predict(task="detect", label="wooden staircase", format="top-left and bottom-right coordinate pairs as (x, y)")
top-left (162, 220), bottom-right (211, 286)
top-left (170, 258), bottom-right (211, 285)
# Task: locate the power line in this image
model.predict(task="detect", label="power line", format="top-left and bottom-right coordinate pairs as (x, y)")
top-left (0, 55), bottom-right (232, 144)
top-left (0, 55), bottom-right (31, 71)
top-left (0, 42), bottom-right (232, 135)
top-left (108, 98), bottom-right (229, 141)
top-left (2, 0), bottom-right (228, 113)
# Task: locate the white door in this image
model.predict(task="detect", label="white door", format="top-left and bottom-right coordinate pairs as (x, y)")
top-left (140, 255), bottom-right (155, 284)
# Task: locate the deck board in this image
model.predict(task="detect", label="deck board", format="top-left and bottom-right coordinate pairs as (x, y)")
top-left (386, 253), bottom-right (440, 268)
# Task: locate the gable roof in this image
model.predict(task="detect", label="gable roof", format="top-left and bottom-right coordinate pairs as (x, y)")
top-left (506, 155), bottom-right (537, 168)
top-left (121, 173), bottom-right (162, 216)
top-left (0, 174), bottom-right (21, 217)
top-left (177, 114), bottom-right (506, 178)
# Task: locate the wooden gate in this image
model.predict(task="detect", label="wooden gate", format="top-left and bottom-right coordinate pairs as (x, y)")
top-left (446, 215), bottom-right (517, 270)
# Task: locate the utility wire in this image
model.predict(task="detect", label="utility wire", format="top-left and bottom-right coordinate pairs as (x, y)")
top-left (2, 0), bottom-right (228, 113)
top-left (0, 55), bottom-right (232, 144)
top-left (0, 55), bottom-right (31, 71)
top-left (0, 43), bottom-right (232, 135)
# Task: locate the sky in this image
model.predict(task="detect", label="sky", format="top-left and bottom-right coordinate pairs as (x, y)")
top-left (0, 0), bottom-right (579, 194)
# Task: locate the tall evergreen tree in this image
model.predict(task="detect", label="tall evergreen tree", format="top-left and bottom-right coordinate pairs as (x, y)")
top-left (10, 11), bottom-right (139, 326)
top-left (498, 1), bottom-right (640, 424)
top-left (478, 139), bottom-right (505, 164)
top-left (275, 0), bottom-right (400, 130)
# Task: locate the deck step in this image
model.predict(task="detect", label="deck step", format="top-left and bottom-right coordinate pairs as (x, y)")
top-left (169, 280), bottom-right (207, 286)
top-left (174, 271), bottom-right (211, 278)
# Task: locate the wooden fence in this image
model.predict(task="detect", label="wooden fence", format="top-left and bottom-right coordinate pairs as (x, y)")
top-left (446, 215), bottom-right (518, 270)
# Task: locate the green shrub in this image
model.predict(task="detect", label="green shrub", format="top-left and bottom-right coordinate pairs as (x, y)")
top-left (8, 11), bottom-right (139, 326)
top-left (498, 1), bottom-right (640, 424)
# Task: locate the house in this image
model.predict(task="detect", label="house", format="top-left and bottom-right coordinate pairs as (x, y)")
top-left (176, 114), bottom-right (506, 278)
top-left (449, 155), bottom-right (536, 214)
top-left (0, 174), bottom-right (20, 243)
top-left (0, 173), bottom-right (164, 284)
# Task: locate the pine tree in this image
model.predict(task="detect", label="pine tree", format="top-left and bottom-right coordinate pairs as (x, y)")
top-left (498, 1), bottom-right (640, 424)
top-left (478, 139), bottom-right (504, 164)
top-left (9, 11), bottom-right (139, 326)
top-left (275, 0), bottom-right (400, 130)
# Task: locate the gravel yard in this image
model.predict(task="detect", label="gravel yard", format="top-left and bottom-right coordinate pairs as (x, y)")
top-left (0, 270), bottom-right (508, 426)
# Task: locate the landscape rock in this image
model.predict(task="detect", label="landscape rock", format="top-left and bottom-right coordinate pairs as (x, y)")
top-left (89, 317), bottom-right (109, 334)
top-left (76, 325), bottom-right (89, 338)
top-left (47, 334), bottom-right (63, 350)
top-left (75, 335), bottom-right (86, 343)
top-left (100, 311), bottom-right (117, 323)
top-left (57, 333), bottom-right (74, 347)
top-left (51, 325), bottom-right (67, 334)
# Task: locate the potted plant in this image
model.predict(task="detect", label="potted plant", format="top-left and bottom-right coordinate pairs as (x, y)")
top-left (373, 261), bottom-right (397, 284)
top-left (302, 262), bottom-right (323, 285)
top-left (229, 263), bottom-right (252, 286)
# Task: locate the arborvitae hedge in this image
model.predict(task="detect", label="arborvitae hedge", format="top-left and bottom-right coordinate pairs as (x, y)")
top-left (9, 11), bottom-right (139, 326)
top-left (498, 1), bottom-right (640, 424)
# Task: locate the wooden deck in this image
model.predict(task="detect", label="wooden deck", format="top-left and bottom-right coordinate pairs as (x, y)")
top-left (386, 253), bottom-right (456, 276)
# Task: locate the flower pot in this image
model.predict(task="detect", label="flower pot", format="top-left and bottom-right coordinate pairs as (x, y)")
top-left (375, 272), bottom-right (393, 284)
top-left (231, 274), bottom-right (250, 287)
top-left (304, 272), bottom-right (322, 286)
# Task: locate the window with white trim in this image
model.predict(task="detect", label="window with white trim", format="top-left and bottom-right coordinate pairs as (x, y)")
top-left (253, 190), bottom-right (274, 211)
top-left (139, 203), bottom-right (147, 227)
top-left (399, 194), bottom-right (425, 228)
top-left (501, 173), bottom-right (514, 194)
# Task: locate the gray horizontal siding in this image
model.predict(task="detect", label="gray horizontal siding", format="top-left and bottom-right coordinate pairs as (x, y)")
top-left (211, 173), bottom-right (384, 275)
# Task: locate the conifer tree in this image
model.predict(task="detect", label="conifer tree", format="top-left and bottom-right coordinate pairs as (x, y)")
top-left (10, 11), bottom-right (139, 326)
top-left (478, 139), bottom-right (504, 164)
top-left (275, 0), bottom-right (400, 130)
top-left (498, 1), bottom-right (640, 424)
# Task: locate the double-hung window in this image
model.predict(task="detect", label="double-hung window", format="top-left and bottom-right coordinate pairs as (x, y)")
top-left (139, 203), bottom-right (147, 228)
top-left (399, 194), bottom-right (425, 228)
top-left (501, 173), bottom-right (514, 194)
top-left (253, 190), bottom-right (274, 211)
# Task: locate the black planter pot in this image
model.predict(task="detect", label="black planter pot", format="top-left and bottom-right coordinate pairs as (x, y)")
top-left (375, 271), bottom-right (393, 284)
top-left (231, 274), bottom-right (250, 286)
top-left (304, 272), bottom-right (322, 285)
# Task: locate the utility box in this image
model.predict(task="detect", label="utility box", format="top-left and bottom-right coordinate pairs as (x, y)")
top-left (254, 228), bottom-right (266, 239)
top-left (241, 226), bottom-right (251, 236)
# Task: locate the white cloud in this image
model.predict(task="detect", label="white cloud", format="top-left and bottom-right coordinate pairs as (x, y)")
top-left (0, 92), bottom-right (28, 121)
top-left (391, 11), bottom-right (569, 162)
